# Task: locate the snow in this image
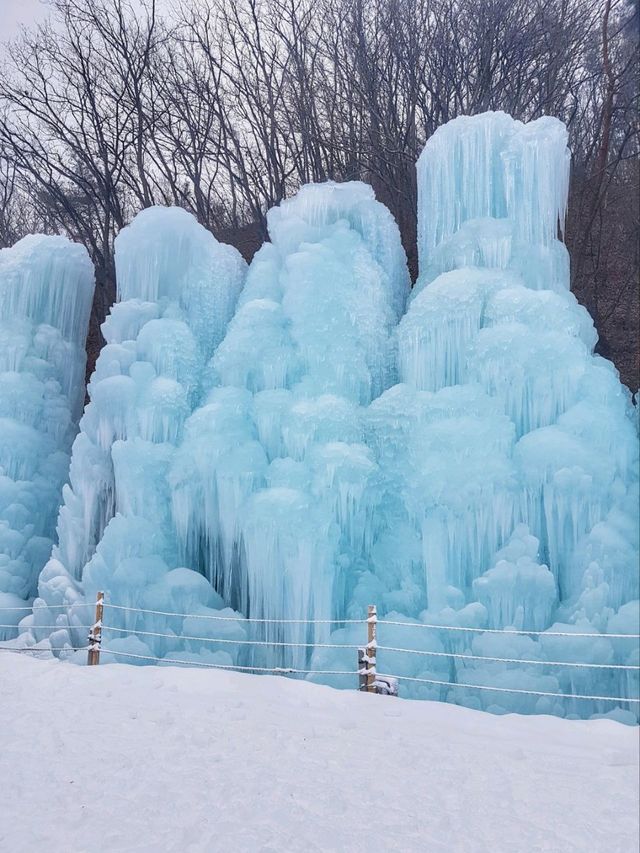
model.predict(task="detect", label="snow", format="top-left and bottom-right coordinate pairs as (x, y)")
top-left (1, 654), bottom-right (637, 853)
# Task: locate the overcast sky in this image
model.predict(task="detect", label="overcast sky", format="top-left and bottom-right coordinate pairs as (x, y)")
top-left (1, 0), bottom-right (171, 43)
top-left (1, 0), bottom-right (48, 40)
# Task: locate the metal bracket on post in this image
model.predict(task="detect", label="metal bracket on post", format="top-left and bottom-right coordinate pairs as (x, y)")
top-left (87, 591), bottom-right (104, 666)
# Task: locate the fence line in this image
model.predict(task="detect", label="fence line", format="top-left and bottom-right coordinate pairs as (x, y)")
top-left (0, 624), bottom-right (93, 631)
top-left (376, 618), bottom-right (640, 640)
top-left (2, 593), bottom-right (639, 708)
top-left (101, 602), bottom-right (365, 624)
top-left (1, 646), bottom-right (636, 703)
top-left (0, 604), bottom-right (82, 611)
top-left (103, 624), bottom-right (360, 650)
top-left (375, 645), bottom-right (640, 670)
top-left (375, 673), bottom-right (640, 703)
top-left (96, 625), bottom-right (640, 673)
top-left (3, 604), bottom-right (638, 638)
top-left (102, 648), bottom-right (358, 676)
top-left (0, 646), bottom-right (89, 653)
top-left (96, 596), bottom-right (639, 705)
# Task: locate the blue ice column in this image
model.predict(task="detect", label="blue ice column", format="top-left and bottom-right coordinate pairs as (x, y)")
top-left (380, 111), bottom-right (639, 716)
top-left (171, 182), bottom-right (410, 668)
top-left (24, 207), bottom-right (248, 662)
top-left (0, 235), bottom-right (94, 636)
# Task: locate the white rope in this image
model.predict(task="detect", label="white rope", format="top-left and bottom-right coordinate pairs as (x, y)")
top-left (4, 602), bottom-right (638, 639)
top-left (102, 602), bottom-right (363, 624)
top-left (101, 648), bottom-right (357, 675)
top-left (375, 672), bottom-right (640, 703)
top-left (103, 605), bottom-right (640, 637)
top-left (0, 624), bottom-right (93, 630)
top-left (377, 619), bottom-right (640, 639)
top-left (17, 601), bottom-right (637, 638)
top-left (99, 627), bottom-right (638, 670)
top-left (376, 645), bottom-right (640, 671)
top-left (103, 624), bottom-right (359, 649)
top-left (0, 604), bottom-right (82, 611)
top-left (0, 646), bottom-right (89, 653)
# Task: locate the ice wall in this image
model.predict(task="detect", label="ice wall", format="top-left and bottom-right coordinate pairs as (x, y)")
top-left (326, 112), bottom-right (638, 719)
top-left (0, 236), bottom-right (94, 637)
top-left (21, 208), bottom-right (248, 661)
top-left (12, 117), bottom-right (637, 720)
top-left (171, 182), bottom-right (410, 668)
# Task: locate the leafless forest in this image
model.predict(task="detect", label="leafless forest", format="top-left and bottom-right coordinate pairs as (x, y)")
top-left (0, 0), bottom-right (638, 388)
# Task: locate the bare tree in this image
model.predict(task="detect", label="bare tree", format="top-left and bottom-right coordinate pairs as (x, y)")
top-left (0, 0), bottom-right (637, 386)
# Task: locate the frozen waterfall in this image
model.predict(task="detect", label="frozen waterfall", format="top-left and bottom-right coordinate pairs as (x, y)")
top-left (170, 182), bottom-right (410, 668)
top-left (21, 208), bottom-right (248, 662)
top-left (323, 112), bottom-right (638, 719)
top-left (0, 236), bottom-right (94, 637)
top-left (9, 113), bottom-right (639, 721)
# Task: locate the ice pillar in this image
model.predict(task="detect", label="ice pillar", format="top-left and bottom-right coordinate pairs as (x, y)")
top-left (24, 207), bottom-right (247, 657)
top-left (171, 182), bottom-right (410, 667)
top-left (0, 235), bottom-right (94, 634)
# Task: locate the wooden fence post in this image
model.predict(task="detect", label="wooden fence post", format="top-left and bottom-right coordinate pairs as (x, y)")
top-left (366, 604), bottom-right (377, 693)
top-left (87, 591), bottom-right (104, 666)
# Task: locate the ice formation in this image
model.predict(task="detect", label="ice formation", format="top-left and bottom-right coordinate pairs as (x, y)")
top-left (311, 114), bottom-right (638, 720)
top-left (323, 112), bottom-right (638, 719)
top-left (170, 182), bottom-right (410, 668)
top-left (20, 208), bottom-right (248, 662)
top-left (0, 236), bottom-right (94, 637)
top-left (10, 114), bottom-right (639, 722)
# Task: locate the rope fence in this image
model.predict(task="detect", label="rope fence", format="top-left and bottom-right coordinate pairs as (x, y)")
top-left (103, 602), bottom-right (364, 623)
top-left (102, 648), bottom-right (357, 675)
top-left (103, 624), bottom-right (361, 650)
top-left (374, 674), bottom-right (640, 702)
top-left (2, 593), bottom-right (639, 706)
top-left (0, 603), bottom-right (79, 611)
top-left (0, 646), bottom-right (90, 653)
top-left (376, 618), bottom-right (640, 640)
top-left (375, 645), bottom-right (639, 670)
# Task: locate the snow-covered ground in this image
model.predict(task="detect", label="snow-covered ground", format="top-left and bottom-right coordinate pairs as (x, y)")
top-left (1, 655), bottom-right (637, 853)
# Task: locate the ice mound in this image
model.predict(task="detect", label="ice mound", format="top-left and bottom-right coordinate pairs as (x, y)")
top-left (473, 525), bottom-right (556, 631)
top-left (16, 183), bottom-right (409, 668)
top-left (21, 208), bottom-right (247, 657)
top-left (171, 181), bottom-right (410, 667)
top-left (266, 181), bottom-right (409, 321)
top-left (400, 116), bottom-right (638, 619)
top-left (0, 235), bottom-right (94, 632)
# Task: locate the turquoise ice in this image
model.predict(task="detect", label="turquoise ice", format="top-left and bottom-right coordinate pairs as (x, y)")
top-left (15, 114), bottom-right (639, 720)
top-left (0, 236), bottom-right (94, 636)
top-left (23, 208), bottom-right (248, 662)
